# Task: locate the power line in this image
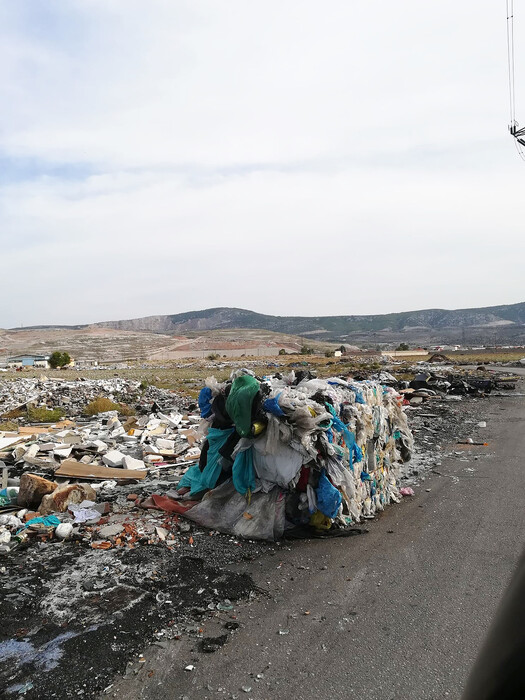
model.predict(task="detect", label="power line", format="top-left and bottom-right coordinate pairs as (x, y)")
top-left (507, 0), bottom-right (516, 125)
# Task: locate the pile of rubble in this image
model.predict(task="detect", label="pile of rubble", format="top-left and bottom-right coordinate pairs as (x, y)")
top-left (0, 403), bottom-right (204, 553)
top-left (0, 368), bottom-right (417, 549)
top-left (366, 367), bottom-right (518, 407)
top-left (0, 377), bottom-right (182, 418)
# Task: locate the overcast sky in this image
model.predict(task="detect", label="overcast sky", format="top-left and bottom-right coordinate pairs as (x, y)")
top-left (0, 0), bottom-right (524, 328)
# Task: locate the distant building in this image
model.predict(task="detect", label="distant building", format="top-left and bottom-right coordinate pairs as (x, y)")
top-left (7, 354), bottom-right (50, 369)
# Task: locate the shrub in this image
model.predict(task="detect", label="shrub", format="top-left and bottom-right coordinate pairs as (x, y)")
top-left (118, 403), bottom-right (135, 417)
top-left (207, 353), bottom-right (220, 361)
top-left (83, 397), bottom-right (121, 415)
top-left (26, 404), bottom-right (65, 423)
top-left (83, 397), bottom-right (135, 417)
top-left (1, 408), bottom-right (25, 420)
top-left (278, 349), bottom-right (287, 355)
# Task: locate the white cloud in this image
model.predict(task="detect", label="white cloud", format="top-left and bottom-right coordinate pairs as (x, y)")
top-left (0, 0), bottom-right (524, 327)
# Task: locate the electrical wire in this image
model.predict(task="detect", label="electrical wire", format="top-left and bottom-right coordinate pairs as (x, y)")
top-left (507, 0), bottom-right (516, 126)
top-left (515, 139), bottom-right (525, 161)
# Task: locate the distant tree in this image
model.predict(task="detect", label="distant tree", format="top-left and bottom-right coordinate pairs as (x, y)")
top-left (300, 345), bottom-right (314, 355)
top-left (396, 343), bottom-right (409, 351)
top-left (278, 349), bottom-right (287, 355)
top-left (49, 351), bottom-right (71, 368)
top-left (325, 350), bottom-right (333, 358)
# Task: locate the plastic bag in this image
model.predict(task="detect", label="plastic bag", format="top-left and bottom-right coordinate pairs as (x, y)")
top-left (178, 427), bottom-right (235, 496)
top-left (184, 479), bottom-right (285, 541)
top-left (316, 471), bottom-right (342, 518)
top-left (226, 375), bottom-right (261, 437)
top-left (232, 444), bottom-right (256, 496)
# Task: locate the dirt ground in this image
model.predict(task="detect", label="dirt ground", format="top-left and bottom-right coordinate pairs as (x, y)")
top-left (1, 383), bottom-right (506, 700)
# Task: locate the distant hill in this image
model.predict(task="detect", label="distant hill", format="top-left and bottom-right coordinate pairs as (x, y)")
top-left (9, 302), bottom-right (525, 347)
top-left (91, 302), bottom-right (525, 345)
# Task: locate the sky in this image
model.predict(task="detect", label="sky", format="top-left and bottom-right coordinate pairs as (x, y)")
top-left (0, 0), bottom-right (524, 328)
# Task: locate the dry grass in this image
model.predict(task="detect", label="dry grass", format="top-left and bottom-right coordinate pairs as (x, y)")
top-left (26, 405), bottom-right (65, 422)
top-left (83, 397), bottom-right (135, 416)
top-left (449, 351), bottom-right (525, 364)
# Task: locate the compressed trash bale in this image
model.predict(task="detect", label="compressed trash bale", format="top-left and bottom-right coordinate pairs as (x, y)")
top-left (182, 374), bottom-right (415, 540)
top-left (40, 483), bottom-right (96, 515)
top-left (18, 473), bottom-right (58, 509)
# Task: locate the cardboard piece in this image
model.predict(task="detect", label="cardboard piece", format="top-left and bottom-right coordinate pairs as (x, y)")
top-left (18, 426), bottom-right (53, 435)
top-left (55, 459), bottom-right (148, 481)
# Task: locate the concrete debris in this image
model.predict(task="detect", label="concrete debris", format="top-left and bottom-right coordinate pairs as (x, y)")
top-left (122, 455), bottom-right (146, 471)
top-left (0, 377), bottom-right (181, 418)
top-left (102, 450), bottom-right (126, 467)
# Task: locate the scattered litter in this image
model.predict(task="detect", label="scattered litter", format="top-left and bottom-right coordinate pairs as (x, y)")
top-left (399, 487), bottom-right (415, 496)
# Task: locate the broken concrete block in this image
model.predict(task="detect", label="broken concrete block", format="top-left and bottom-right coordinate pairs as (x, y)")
top-left (158, 412), bottom-right (183, 428)
top-left (18, 473), bottom-right (58, 509)
top-left (98, 523), bottom-right (124, 538)
top-left (93, 502), bottom-right (111, 515)
top-left (102, 450), bottom-right (126, 467)
top-left (53, 445), bottom-right (73, 459)
top-left (24, 444), bottom-right (40, 459)
top-left (91, 440), bottom-right (108, 453)
top-left (63, 433), bottom-right (82, 445)
top-left (156, 438), bottom-right (175, 451)
top-left (122, 455), bottom-right (146, 471)
top-left (40, 483), bottom-right (97, 515)
top-left (37, 443), bottom-right (57, 452)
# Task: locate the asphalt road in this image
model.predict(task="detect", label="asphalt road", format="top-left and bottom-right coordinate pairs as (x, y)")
top-left (109, 393), bottom-right (525, 700)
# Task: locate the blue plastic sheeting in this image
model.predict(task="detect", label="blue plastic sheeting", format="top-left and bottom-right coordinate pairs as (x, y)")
top-left (232, 447), bottom-right (256, 496)
top-left (18, 515), bottom-right (60, 533)
top-left (178, 427), bottom-right (235, 497)
top-left (198, 387), bottom-right (213, 418)
top-left (325, 403), bottom-right (363, 465)
top-left (263, 393), bottom-right (285, 417)
top-left (349, 385), bottom-right (366, 404)
top-left (316, 471), bottom-right (342, 518)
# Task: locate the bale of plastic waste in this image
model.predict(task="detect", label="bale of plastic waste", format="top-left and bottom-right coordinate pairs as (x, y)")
top-left (181, 373), bottom-right (414, 540)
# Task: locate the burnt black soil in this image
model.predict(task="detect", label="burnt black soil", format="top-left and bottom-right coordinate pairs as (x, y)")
top-left (0, 392), bottom-right (492, 700)
top-left (0, 534), bottom-right (272, 700)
